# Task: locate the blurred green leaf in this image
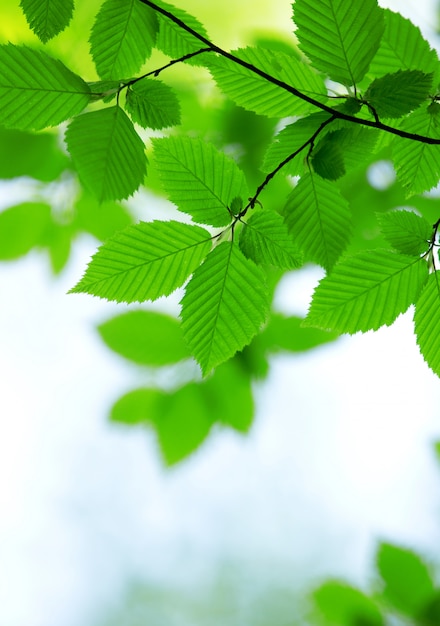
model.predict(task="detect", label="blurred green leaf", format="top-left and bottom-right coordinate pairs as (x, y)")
top-left (0, 203), bottom-right (51, 260)
top-left (262, 314), bottom-right (340, 353)
top-left (73, 193), bottom-right (133, 241)
top-left (313, 580), bottom-right (384, 626)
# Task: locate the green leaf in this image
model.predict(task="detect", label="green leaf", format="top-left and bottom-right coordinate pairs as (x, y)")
top-left (125, 78), bottom-right (181, 129)
top-left (180, 242), bottom-right (269, 375)
top-left (284, 173), bottom-right (352, 271)
top-left (207, 46), bottom-right (327, 118)
top-left (89, 0), bottom-right (157, 80)
top-left (239, 209), bottom-right (303, 269)
top-left (376, 543), bottom-right (436, 617)
top-left (311, 135), bottom-right (346, 180)
top-left (414, 272), bottom-right (440, 377)
top-left (98, 310), bottom-right (190, 366)
top-left (262, 113), bottom-right (331, 175)
top-left (0, 203), bottom-right (51, 260)
top-left (261, 314), bottom-right (340, 353)
top-left (305, 250), bottom-right (429, 333)
top-left (368, 10), bottom-right (439, 80)
top-left (73, 193), bottom-right (133, 242)
top-left (154, 0), bottom-right (210, 58)
top-left (365, 70), bottom-right (432, 119)
top-left (392, 104), bottom-right (440, 196)
top-left (293, 0), bottom-right (384, 86)
top-left (313, 581), bottom-right (384, 626)
top-left (0, 44), bottom-right (90, 131)
top-left (377, 209), bottom-right (432, 256)
top-left (88, 80), bottom-right (120, 103)
top-left (152, 136), bottom-right (248, 227)
top-left (20, 0), bottom-right (74, 43)
top-left (70, 220), bottom-right (212, 303)
top-left (65, 106), bottom-right (147, 202)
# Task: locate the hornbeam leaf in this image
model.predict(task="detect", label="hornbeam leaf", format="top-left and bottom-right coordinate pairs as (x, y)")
top-left (180, 242), bottom-right (269, 375)
top-left (377, 210), bottom-right (432, 256)
top-left (125, 78), bottom-right (181, 129)
top-left (414, 273), bottom-right (440, 378)
top-left (305, 251), bottom-right (429, 333)
top-left (20, 0), bottom-right (74, 43)
top-left (369, 10), bottom-right (439, 81)
top-left (89, 0), bottom-right (157, 80)
top-left (392, 104), bottom-right (440, 195)
top-left (0, 44), bottom-right (90, 131)
top-left (154, 0), bottom-right (210, 58)
top-left (239, 210), bottom-right (303, 269)
top-left (284, 173), bottom-right (352, 271)
top-left (70, 220), bottom-right (212, 303)
top-left (365, 70), bottom-right (432, 119)
top-left (65, 106), bottom-right (147, 202)
top-left (311, 127), bottom-right (379, 180)
top-left (293, 0), bottom-right (384, 86)
top-left (152, 136), bottom-right (248, 227)
top-left (207, 47), bottom-right (327, 118)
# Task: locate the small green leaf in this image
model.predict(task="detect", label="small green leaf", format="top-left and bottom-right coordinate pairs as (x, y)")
top-left (181, 242), bottom-right (269, 375)
top-left (365, 70), bottom-right (432, 119)
top-left (73, 193), bottom-right (133, 242)
top-left (0, 44), bottom-right (90, 131)
top-left (305, 250), bottom-right (429, 333)
top-left (376, 543), bottom-right (436, 617)
top-left (414, 272), bottom-right (440, 377)
top-left (20, 0), bottom-right (74, 43)
top-left (125, 78), bottom-right (181, 129)
top-left (313, 580), bottom-right (384, 626)
top-left (152, 136), bottom-right (248, 227)
top-left (88, 80), bottom-right (120, 103)
top-left (293, 0), bottom-right (385, 85)
top-left (89, 0), bottom-right (157, 79)
top-left (261, 314), bottom-right (340, 353)
top-left (311, 135), bottom-right (346, 180)
top-left (98, 310), bottom-right (190, 366)
top-left (154, 0), bottom-right (210, 58)
top-left (284, 173), bottom-right (352, 271)
top-left (239, 209), bottom-right (303, 269)
top-left (207, 46), bottom-right (327, 118)
top-left (0, 203), bottom-right (51, 260)
top-left (65, 106), bottom-right (147, 202)
top-left (70, 220), bottom-right (212, 303)
top-left (377, 210), bottom-right (432, 256)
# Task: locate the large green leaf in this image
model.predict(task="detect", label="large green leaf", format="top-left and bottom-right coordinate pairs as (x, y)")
top-left (376, 543), bottom-right (436, 618)
top-left (368, 10), bottom-right (439, 81)
top-left (293, 0), bottom-right (384, 86)
top-left (305, 250), bottom-right (429, 333)
top-left (65, 106), bottom-right (147, 202)
top-left (207, 46), bottom-right (327, 118)
top-left (0, 44), bottom-right (90, 131)
top-left (20, 0), bottom-right (74, 43)
top-left (125, 78), bottom-right (181, 129)
top-left (365, 70), bottom-right (432, 119)
top-left (89, 0), bottom-right (157, 80)
top-left (70, 220), bottom-right (212, 303)
top-left (313, 581), bottom-right (384, 626)
top-left (180, 242), bottom-right (269, 375)
top-left (239, 209), bottom-right (303, 269)
top-left (414, 272), bottom-right (440, 377)
top-left (377, 210), bottom-right (432, 256)
top-left (152, 136), bottom-right (248, 227)
top-left (98, 310), bottom-right (190, 366)
top-left (392, 104), bottom-right (440, 196)
top-left (284, 173), bottom-right (352, 271)
top-left (0, 203), bottom-right (51, 260)
top-left (153, 0), bottom-right (210, 59)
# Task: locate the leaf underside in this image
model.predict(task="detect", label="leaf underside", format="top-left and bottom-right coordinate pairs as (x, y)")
top-left (20, 0), bottom-right (74, 42)
top-left (377, 210), bottom-right (432, 256)
top-left (125, 78), bottom-right (181, 129)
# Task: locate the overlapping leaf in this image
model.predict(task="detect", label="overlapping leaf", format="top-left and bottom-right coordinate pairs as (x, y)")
top-left (180, 242), bottom-right (269, 375)
top-left (365, 70), bottom-right (432, 119)
top-left (0, 44), bottom-right (90, 131)
top-left (414, 273), bottom-right (440, 377)
top-left (89, 0), bottom-right (157, 79)
top-left (368, 10), bottom-right (439, 81)
top-left (284, 173), bottom-right (352, 271)
top-left (70, 220), bottom-right (212, 303)
top-left (65, 106), bottom-right (147, 202)
top-left (392, 104), bottom-right (440, 195)
top-left (20, 0), bottom-right (74, 43)
top-left (239, 210), bottom-right (303, 269)
top-left (154, 0), bottom-right (210, 59)
top-left (293, 0), bottom-right (384, 86)
top-left (207, 47), bottom-right (327, 118)
top-left (377, 210), bottom-right (432, 256)
top-left (125, 78), bottom-right (181, 129)
top-left (305, 251), bottom-right (429, 333)
top-left (152, 136), bottom-right (248, 227)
